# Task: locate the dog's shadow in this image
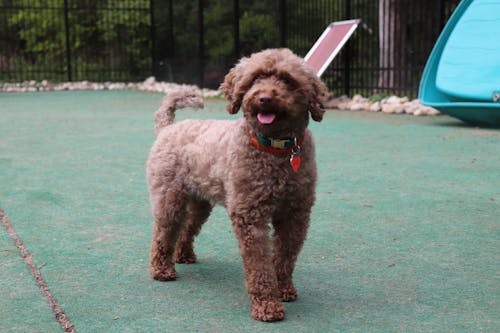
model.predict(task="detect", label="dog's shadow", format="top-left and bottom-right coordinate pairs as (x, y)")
top-left (172, 258), bottom-right (334, 314)
top-left (172, 257), bottom-right (247, 298)
top-left (152, 258), bottom-right (395, 327)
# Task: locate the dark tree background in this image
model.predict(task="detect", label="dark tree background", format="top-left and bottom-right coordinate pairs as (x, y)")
top-left (0, 0), bottom-right (459, 96)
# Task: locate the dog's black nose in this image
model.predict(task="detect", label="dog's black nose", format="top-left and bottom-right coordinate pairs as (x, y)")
top-left (259, 94), bottom-right (272, 104)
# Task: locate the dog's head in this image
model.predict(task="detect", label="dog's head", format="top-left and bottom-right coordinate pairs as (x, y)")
top-left (220, 48), bottom-right (328, 138)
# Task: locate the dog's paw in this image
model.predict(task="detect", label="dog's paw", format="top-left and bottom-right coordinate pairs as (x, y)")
top-left (150, 265), bottom-right (177, 281)
top-left (174, 250), bottom-right (197, 264)
top-left (279, 285), bottom-right (298, 302)
top-left (251, 299), bottom-right (285, 322)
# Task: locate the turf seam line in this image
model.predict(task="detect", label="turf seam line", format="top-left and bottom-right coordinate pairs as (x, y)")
top-left (1, 208), bottom-right (76, 333)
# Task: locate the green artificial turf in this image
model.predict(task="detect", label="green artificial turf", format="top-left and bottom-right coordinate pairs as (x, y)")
top-left (0, 90), bottom-right (498, 332)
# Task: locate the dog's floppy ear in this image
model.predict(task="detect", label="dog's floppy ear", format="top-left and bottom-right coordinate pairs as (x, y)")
top-left (309, 101), bottom-right (325, 122)
top-left (219, 67), bottom-right (242, 114)
top-left (308, 75), bottom-right (329, 122)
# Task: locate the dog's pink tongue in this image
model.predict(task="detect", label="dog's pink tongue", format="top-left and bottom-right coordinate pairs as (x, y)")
top-left (257, 113), bottom-right (276, 124)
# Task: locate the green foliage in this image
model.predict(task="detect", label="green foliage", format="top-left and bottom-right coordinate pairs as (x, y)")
top-left (95, 3), bottom-right (151, 78)
top-left (3, 0), bottom-right (151, 81)
top-left (203, 0), bottom-right (232, 59)
top-left (368, 93), bottom-right (391, 102)
top-left (7, 0), bottom-right (66, 63)
top-left (239, 12), bottom-right (279, 56)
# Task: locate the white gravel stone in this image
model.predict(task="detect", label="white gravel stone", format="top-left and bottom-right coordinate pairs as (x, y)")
top-left (349, 103), bottom-right (365, 111)
top-left (369, 101), bottom-right (381, 112)
top-left (385, 95), bottom-right (401, 104)
top-left (1, 78), bottom-right (441, 117)
top-left (382, 104), bottom-right (395, 113)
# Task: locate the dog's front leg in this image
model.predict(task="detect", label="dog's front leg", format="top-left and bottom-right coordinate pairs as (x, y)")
top-left (230, 211), bottom-right (285, 322)
top-left (272, 207), bottom-right (311, 302)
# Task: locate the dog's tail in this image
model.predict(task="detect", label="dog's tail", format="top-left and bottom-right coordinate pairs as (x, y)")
top-left (154, 86), bottom-right (204, 136)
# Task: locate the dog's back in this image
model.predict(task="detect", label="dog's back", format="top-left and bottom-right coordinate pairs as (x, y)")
top-left (149, 117), bottom-right (246, 206)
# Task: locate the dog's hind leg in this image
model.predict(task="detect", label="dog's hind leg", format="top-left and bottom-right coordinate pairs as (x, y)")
top-left (149, 189), bottom-right (187, 281)
top-left (174, 198), bottom-right (212, 264)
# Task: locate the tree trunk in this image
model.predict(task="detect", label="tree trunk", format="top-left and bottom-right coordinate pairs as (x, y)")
top-left (378, 0), bottom-right (406, 93)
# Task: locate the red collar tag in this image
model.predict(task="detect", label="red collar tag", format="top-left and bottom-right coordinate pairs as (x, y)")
top-left (290, 139), bottom-right (301, 172)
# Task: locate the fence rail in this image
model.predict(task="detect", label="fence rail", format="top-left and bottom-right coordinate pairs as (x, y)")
top-left (0, 0), bottom-right (460, 97)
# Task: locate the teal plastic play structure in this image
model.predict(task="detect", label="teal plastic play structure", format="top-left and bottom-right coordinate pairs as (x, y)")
top-left (419, 0), bottom-right (500, 126)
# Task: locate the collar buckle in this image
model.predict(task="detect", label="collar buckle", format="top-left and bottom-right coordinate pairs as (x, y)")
top-left (255, 134), bottom-right (295, 149)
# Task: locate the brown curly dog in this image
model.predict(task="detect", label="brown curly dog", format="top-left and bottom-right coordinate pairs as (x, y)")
top-left (146, 48), bottom-right (328, 321)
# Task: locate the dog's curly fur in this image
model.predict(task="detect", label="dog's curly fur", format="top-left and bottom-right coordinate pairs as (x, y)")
top-left (146, 48), bottom-right (328, 321)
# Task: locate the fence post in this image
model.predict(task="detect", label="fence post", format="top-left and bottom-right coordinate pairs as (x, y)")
top-left (150, 0), bottom-right (157, 79)
top-left (167, 0), bottom-right (174, 58)
top-left (63, 0), bottom-right (72, 81)
top-left (233, 0), bottom-right (240, 59)
top-left (165, 0), bottom-right (174, 81)
top-left (343, 0), bottom-right (351, 95)
top-left (435, 0), bottom-right (444, 34)
top-left (279, 0), bottom-right (287, 47)
top-left (198, 0), bottom-right (204, 87)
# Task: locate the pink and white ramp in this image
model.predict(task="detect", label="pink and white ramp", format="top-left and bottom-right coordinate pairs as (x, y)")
top-left (304, 19), bottom-right (360, 77)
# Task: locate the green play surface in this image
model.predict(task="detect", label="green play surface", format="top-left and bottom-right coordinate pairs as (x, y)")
top-left (1, 90), bottom-right (498, 332)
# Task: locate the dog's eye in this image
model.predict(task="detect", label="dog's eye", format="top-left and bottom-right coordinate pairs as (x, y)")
top-left (281, 76), bottom-right (296, 87)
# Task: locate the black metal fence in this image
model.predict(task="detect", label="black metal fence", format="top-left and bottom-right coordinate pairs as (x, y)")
top-left (0, 0), bottom-right (460, 97)
top-left (0, 0), bottom-right (152, 82)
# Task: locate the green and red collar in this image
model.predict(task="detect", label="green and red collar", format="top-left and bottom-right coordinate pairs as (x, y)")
top-left (249, 132), bottom-right (304, 172)
top-left (250, 133), bottom-right (303, 154)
